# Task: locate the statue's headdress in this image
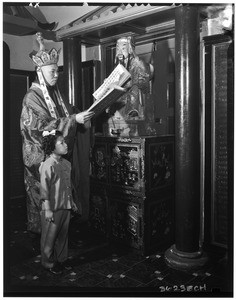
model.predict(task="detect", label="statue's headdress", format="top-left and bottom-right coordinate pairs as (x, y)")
top-left (29, 32), bottom-right (60, 68)
top-left (116, 36), bottom-right (135, 49)
top-left (116, 36), bottom-right (136, 55)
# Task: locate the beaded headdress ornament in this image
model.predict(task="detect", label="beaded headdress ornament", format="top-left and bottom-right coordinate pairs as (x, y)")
top-left (29, 32), bottom-right (61, 68)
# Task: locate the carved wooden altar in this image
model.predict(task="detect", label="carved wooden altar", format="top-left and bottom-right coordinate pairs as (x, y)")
top-left (89, 135), bottom-right (174, 254)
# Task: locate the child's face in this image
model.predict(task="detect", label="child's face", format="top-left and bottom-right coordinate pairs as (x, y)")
top-left (53, 136), bottom-right (68, 156)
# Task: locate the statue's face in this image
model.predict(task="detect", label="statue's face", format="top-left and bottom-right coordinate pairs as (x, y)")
top-left (116, 39), bottom-right (130, 61)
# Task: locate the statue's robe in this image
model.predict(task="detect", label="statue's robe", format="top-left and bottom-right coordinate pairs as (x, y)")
top-left (108, 56), bottom-right (153, 135)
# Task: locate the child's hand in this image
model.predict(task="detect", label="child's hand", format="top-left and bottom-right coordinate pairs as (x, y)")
top-left (45, 209), bottom-right (54, 223)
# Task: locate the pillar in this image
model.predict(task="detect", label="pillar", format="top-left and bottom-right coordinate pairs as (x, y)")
top-left (165, 5), bottom-right (208, 270)
top-left (63, 37), bottom-right (91, 223)
top-left (63, 37), bottom-right (82, 108)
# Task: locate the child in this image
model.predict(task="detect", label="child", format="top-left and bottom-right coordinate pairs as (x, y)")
top-left (39, 130), bottom-right (78, 275)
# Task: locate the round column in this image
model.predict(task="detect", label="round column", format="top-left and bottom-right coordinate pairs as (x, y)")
top-left (165, 5), bottom-right (207, 270)
top-left (63, 37), bottom-right (82, 108)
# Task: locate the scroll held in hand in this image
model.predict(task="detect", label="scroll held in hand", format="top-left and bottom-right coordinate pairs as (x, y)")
top-left (88, 64), bottom-right (131, 117)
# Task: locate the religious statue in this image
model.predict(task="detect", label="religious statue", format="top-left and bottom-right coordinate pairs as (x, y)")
top-left (107, 36), bottom-right (154, 136)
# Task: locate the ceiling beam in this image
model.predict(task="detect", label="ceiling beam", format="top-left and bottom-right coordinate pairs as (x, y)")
top-left (118, 23), bottom-right (146, 35)
top-left (56, 5), bottom-right (175, 41)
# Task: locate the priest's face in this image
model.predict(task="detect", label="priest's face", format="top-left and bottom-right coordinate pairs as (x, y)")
top-left (41, 64), bottom-right (59, 86)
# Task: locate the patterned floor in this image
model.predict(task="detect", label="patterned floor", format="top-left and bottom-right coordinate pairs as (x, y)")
top-left (4, 198), bottom-right (233, 297)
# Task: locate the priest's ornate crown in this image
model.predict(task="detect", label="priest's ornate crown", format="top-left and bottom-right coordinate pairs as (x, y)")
top-left (29, 32), bottom-right (61, 67)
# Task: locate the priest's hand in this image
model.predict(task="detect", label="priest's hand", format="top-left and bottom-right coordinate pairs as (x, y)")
top-left (75, 110), bottom-right (94, 124)
top-left (45, 209), bottom-right (54, 223)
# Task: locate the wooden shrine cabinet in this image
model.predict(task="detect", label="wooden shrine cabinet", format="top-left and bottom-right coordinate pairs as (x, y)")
top-left (89, 135), bottom-right (175, 255)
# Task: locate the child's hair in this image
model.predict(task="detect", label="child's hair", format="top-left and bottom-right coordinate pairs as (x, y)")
top-left (42, 130), bottom-right (63, 161)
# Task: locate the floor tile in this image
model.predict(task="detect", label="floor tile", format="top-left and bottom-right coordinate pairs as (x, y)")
top-left (143, 255), bottom-right (170, 273)
top-left (90, 260), bottom-right (130, 276)
top-left (116, 251), bottom-right (146, 267)
top-left (162, 268), bottom-right (196, 285)
top-left (97, 275), bottom-right (142, 287)
top-left (123, 261), bottom-right (159, 284)
top-left (66, 269), bottom-right (107, 287)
